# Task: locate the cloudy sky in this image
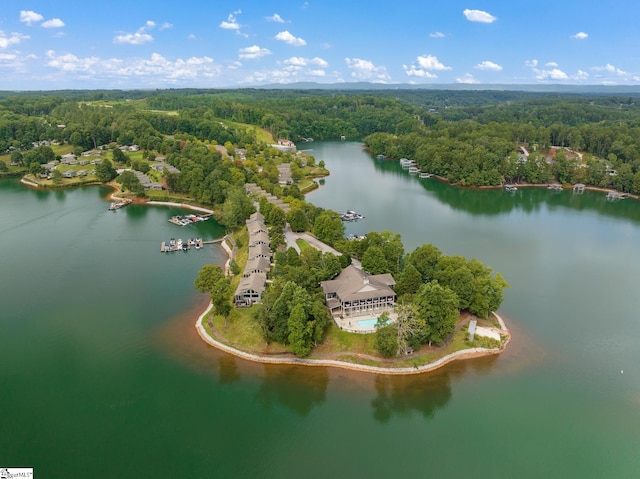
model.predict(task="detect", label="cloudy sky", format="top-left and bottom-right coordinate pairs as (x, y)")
top-left (1, 0), bottom-right (639, 89)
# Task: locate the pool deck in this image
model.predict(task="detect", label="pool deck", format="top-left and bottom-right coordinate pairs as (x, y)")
top-left (333, 311), bottom-right (397, 334)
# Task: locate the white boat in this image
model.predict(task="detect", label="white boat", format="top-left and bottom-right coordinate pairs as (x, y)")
top-left (419, 172), bottom-right (432, 179)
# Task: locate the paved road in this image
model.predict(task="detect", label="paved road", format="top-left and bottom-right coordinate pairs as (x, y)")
top-left (286, 226), bottom-right (362, 268)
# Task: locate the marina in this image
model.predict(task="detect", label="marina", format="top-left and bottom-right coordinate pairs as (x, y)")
top-left (168, 214), bottom-right (211, 226)
top-left (340, 210), bottom-right (365, 221)
top-left (108, 199), bottom-right (132, 210)
top-left (161, 237), bottom-right (203, 252)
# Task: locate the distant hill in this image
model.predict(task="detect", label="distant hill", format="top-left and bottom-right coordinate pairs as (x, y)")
top-left (254, 81), bottom-right (640, 95)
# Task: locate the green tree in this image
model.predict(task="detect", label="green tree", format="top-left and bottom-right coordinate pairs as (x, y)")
top-left (51, 168), bottom-right (62, 184)
top-left (288, 303), bottom-right (314, 357)
top-left (29, 161), bottom-right (43, 177)
top-left (220, 187), bottom-right (255, 229)
top-left (10, 150), bottom-right (23, 166)
top-left (312, 211), bottom-right (344, 245)
top-left (394, 262), bottom-right (423, 296)
top-left (361, 245), bottom-right (388, 274)
top-left (95, 159), bottom-right (116, 182)
top-left (375, 323), bottom-right (398, 358)
top-left (286, 207), bottom-right (309, 232)
top-left (194, 264), bottom-right (233, 318)
top-left (413, 281), bottom-right (459, 345)
top-left (406, 244), bottom-right (441, 282)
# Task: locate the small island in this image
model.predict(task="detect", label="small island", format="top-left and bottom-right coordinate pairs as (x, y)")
top-left (193, 200), bottom-right (510, 374)
top-left (0, 89), bottom-right (515, 375)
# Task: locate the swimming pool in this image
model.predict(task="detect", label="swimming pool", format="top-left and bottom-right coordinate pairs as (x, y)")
top-left (356, 318), bottom-right (378, 329)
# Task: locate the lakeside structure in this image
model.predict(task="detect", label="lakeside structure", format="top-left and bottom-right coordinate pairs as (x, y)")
top-left (320, 265), bottom-right (396, 319)
top-left (234, 212), bottom-right (272, 306)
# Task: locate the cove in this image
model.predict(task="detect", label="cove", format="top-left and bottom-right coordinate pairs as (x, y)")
top-left (1, 137), bottom-right (640, 477)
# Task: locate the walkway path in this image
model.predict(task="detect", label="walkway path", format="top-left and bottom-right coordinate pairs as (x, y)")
top-left (194, 305), bottom-right (510, 376)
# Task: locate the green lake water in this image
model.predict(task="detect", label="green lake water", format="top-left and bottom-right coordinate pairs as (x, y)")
top-left (1, 141), bottom-right (639, 478)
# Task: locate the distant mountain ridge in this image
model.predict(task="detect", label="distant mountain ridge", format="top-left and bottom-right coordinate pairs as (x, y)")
top-left (254, 81), bottom-right (640, 94)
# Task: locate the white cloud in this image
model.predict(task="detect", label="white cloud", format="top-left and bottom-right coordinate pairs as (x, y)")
top-left (239, 45), bottom-right (271, 60)
top-left (605, 63), bottom-right (627, 76)
top-left (475, 60), bottom-right (502, 71)
top-left (308, 69), bottom-right (326, 77)
top-left (284, 56), bottom-right (307, 66)
top-left (220, 10), bottom-right (242, 30)
top-left (575, 70), bottom-right (589, 80)
top-left (187, 34), bottom-right (196, 40)
top-left (463, 9), bottom-right (496, 23)
top-left (429, 32), bottom-right (445, 38)
top-left (266, 13), bottom-right (286, 23)
top-left (284, 56), bottom-right (328, 67)
top-left (535, 68), bottom-right (569, 80)
top-left (310, 57), bottom-right (328, 67)
top-left (42, 18), bottom-right (65, 29)
top-left (572, 32), bottom-right (588, 40)
top-left (160, 22), bottom-right (173, 31)
top-left (20, 10), bottom-right (43, 26)
top-left (113, 32), bottom-right (153, 45)
top-left (0, 52), bottom-right (17, 61)
top-left (113, 21), bottom-right (158, 45)
top-left (416, 54), bottom-right (451, 71)
top-left (525, 59), bottom-right (538, 68)
top-left (275, 31), bottom-right (307, 46)
top-left (457, 73), bottom-right (479, 84)
top-left (545, 61), bottom-right (558, 67)
top-left (45, 50), bottom-right (222, 83)
top-left (403, 64), bottom-right (437, 78)
top-left (345, 57), bottom-right (390, 81)
top-left (0, 31), bottom-right (29, 49)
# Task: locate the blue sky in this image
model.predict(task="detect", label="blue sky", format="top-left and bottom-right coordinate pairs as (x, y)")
top-left (1, 0), bottom-right (639, 89)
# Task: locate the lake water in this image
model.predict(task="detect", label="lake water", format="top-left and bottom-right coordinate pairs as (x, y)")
top-left (2, 141), bottom-right (639, 478)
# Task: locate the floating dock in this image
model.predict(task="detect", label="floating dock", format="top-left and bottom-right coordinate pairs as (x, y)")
top-left (161, 237), bottom-right (203, 252)
top-left (168, 214), bottom-right (211, 226)
top-left (109, 199), bottom-right (132, 210)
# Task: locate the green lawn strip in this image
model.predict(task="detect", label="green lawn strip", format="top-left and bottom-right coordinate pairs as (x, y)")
top-left (311, 323), bottom-right (377, 356)
top-left (298, 178), bottom-right (318, 193)
top-left (208, 306), bottom-right (290, 353)
top-left (295, 238), bottom-right (311, 251)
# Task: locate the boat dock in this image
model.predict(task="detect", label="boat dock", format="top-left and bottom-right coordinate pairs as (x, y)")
top-left (160, 237), bottom-right (224, 252)
top-left (109, 199), bottom-right (132, 210)
top-left (606, 191), bottom-right (627, 201)
top-left (161, 237), bottom-right (203, 252)
top-left (340, 210), bottom-right (365, 221)
top-left (168, 214), bottom-right (211, 226)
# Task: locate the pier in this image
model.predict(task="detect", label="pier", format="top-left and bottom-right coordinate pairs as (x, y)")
top-left (160, 237), bottom-right (224, 253)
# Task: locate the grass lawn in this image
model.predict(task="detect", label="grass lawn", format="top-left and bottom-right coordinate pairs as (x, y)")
top-left (295, 238), bottom-right (312, 251)
top-left (206, 306), bottom-right (290, 353)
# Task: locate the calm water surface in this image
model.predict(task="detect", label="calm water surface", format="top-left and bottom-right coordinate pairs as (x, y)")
top-left (1, 141), bottom-right (639, 478)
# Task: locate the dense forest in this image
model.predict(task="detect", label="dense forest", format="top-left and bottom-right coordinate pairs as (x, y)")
top-left (3, 88), bottom-right (640, 191)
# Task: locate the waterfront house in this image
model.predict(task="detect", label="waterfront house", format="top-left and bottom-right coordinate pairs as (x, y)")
top-left (320, 265), bottom-right (396, 318)
top-left (248, 243), bottom-right (272, 260)
top-left (234, 273), bottom-right (267, 306)
top-left (243, 257), bottom-right (271, 277)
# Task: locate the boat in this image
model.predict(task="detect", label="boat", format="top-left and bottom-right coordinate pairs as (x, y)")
top-left (504, 184), bottom-right (518, 192)
top-left (408, 167), bottom-right (420, 175)
top-left (195, 237), bottom-right (202, 249)
top-left (547, 184), bottom-right (563, 191)
top-left (108, 199), bottom-right (131, 211)
top-left (168, 214), bottom-right (211, 226)
top-left (419, 172), bottom-right (432, 179)
top-left (376, 154), bottom-right (385, 160)
top-left (340, 210), bottom-right (365, 221)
